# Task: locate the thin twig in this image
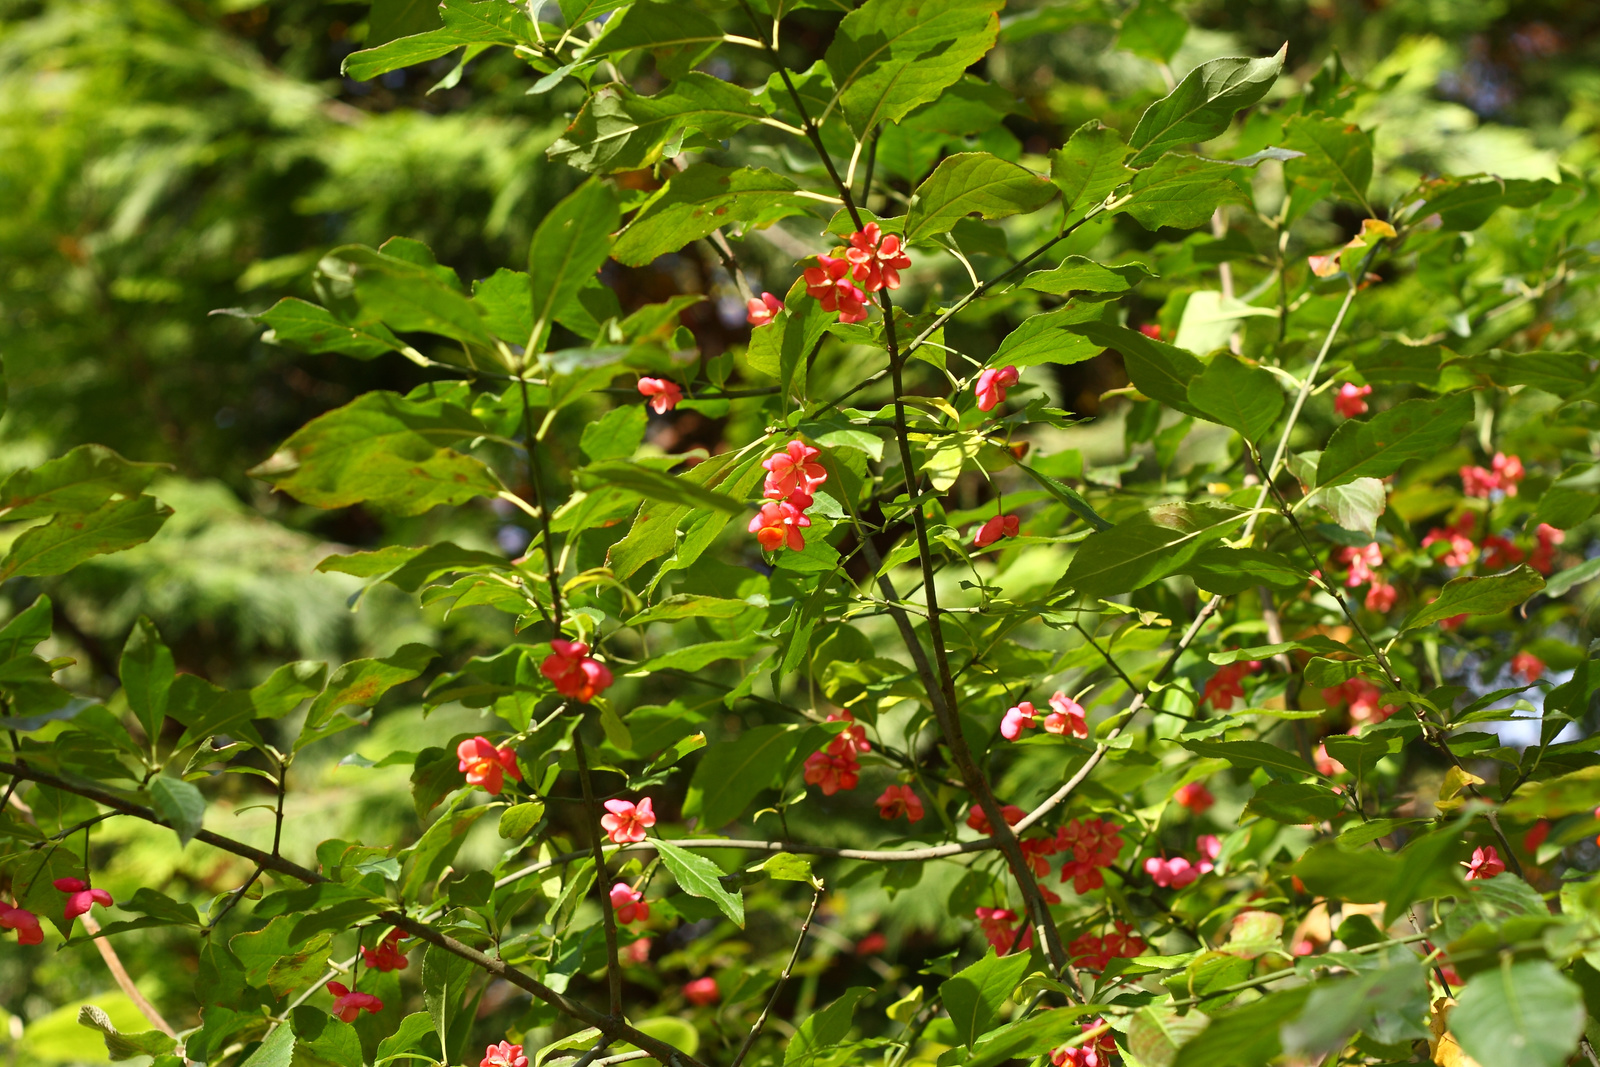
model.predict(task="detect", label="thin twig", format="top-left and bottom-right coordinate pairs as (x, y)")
top-left (80, 913), bottom-right (178, 1038)
top-left (730, 884), bottom-right (821, 1067)
top-left (573, 731), bottom-right (624, 1017)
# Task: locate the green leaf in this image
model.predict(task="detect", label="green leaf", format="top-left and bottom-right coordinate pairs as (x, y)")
top-left (422, 943), bottom-right (475, 1063)
top-left (238, 1019), bottom-right (295, 1067)
top-left (318, 245), bottom-right (494, 349)
top-left (989, 304), bottom-right (1105, 369)
top-left (0, 444), bottom-right (165, 523)
top-left (120, 887), bottom-right (198, 926)
top-left (1116, 0), bottom-right (1187, 62)
top-left (1172, 986), bottom-right (1309, 1067)
top-left (402, 800), bottom-right (491, 898)
top-left (1049, 122), bottom-right (1134, 227)
top-left (1546, 556), bottom-right (1600, 599)
top-left (968, 1007), bottom-right (1109, 1067)
top-left (1244, 779), bottom-right (1343, 822)
top-left (529, 180), bottom-right (620, 350)
top-left (1173, 291), bottom-right (1279, 354)
top-left (1019, 256), bottom-right (1149, 296)
top-left (1282, 113), bottom-right (1373, 214)
top-left (576, 459), bottom-right (743, 515)
top-left (824, 0), bottom-right (1004, 137)
top-left (290, 1007), bottom-right (363, 1067)
top-left (120, 617), bottom-right (175, 743)
top-left (0, 494), bottom-right (172, 581)
top-left (172, 662), bottom-right (328, 750)
top-left (1177, 547), bottom-right (1303, 594)
top-left (1119, 153), bottom-right (1253, 230)
top-left (299, 644), bottom-right (438, 750)
top-left (1290, 830), bottom-right (1461, 925)
top-left (1316, 392), bottom-right (1474, 488)
top-left (685, 724), bottom-right (801, 828)
top-left (77, 1005), bottom-right (178, 1061)
top-left (904, 153), bottom-right (1057, 245)
top-left (941, 949), bottom-right (1032, 1048)
top-left (377, 1013), bottom-right (438, 1065)
top-left (747, 289), bottom-right (832, 400)
top-left (583, 1), bottom-right (724, 79)
top-left (1067, 320), bottom-right (1206, 417)
top-left (1400, 565), bottom-right (1545, 632)
top-left (248, 388), bottom-right (503, 515)
top-left (1065, 502), bottom-right (1247, 597)
top-left (653, 838), bottom-right (745, 927)
top-left (1128, 49), bottom-right (1286, 165)
top-left (231, 915), bottom-right (335, 997)
top-left (1180, 739), bottom-right (1314, 780)
top-left (1127, 1005), bottom-right (1209, 1067)
top-left (754, 853), bottom-right (816, 883)
top-left (1306, 477), bottom-right (1387, 537)
top-left (580, 405), bottom-right (648, 464)
top-left (612, 164), bottom-right (806, 267)
top-left (1456, 349), bottom-right (1595, 400)
top-left (498, 801), bottom-right (546, 839)
top-left (626, 594), bottom-right (762, 626)
top-left (254, 298), bottom-right (402, 360)
top-left (1451, 959), bottom-right (1585, 1067)
top-left (1423, 175), bottom-right (1556, 232)
top-left (1186, 354), bottom-right (1283, 439)
top-left (1016, 461), bottom-right (1113, 531)
top-left (786, 988), bottom-right (871, 1065)
top-left (368, 0), bottom-right (443, 46)
top-left (148, 776), bottom-right (205, 846)
top-left (471, 268), bottom-right (533, 344)
top-left (549, 74), bottom-right (767, 174)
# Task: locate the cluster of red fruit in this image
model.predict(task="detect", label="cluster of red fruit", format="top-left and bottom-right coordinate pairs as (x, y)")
top-left (540, 638), bottom-right (615, 703)
top-left (1143, 834), bottom-right (1222, 889)
top-left (1202, 658), bottom-right (1262, 710)
top-left (1000, 691), bottom-right (1089, 740)
top-left (1050, 1023), bottom-right (1118, 1067)
top-left (0, 876), bottom-right (117, 946)
top-left (749, 440), bottom-right (827, 553)
top-left (802, 710), bottom-right (868, 795)
top-left (1068, 920), bottom-right (1147, 971)
top-left (1057, 816), bottom-right (1125, 894)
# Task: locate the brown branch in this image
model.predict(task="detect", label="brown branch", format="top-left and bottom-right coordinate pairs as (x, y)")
top-left (0, 759), bottom-right (707, 1067)
top-left (80, 912), bottom-right (178, 1038)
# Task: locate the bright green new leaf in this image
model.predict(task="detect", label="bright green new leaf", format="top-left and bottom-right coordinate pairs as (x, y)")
top-left (824, 0), bottom-right (1004, 137)
top-left (1173, 291), bottom-right (1279, 354)
top-left (904, 153), bottom-right (1057, 245)
top-left (1316, 392), bottom-right (1474, 488)
top-left (1400, 565), bottom-right (1545, 632)
top-left (498, 801), bottom-right (546, 839)
top-left (248, 388), bottom-right (504, 515)
top-left (1128, 48), bottom-right (1286, 165)
top-left (652, 838), bottom-right (745, 927)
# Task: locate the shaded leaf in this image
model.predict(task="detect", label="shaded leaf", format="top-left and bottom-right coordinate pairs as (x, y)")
top-left (0, 495), bottom-right (172, 581)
